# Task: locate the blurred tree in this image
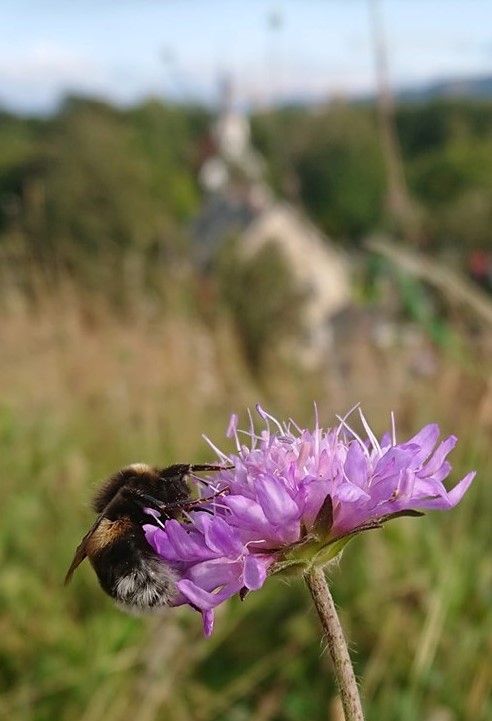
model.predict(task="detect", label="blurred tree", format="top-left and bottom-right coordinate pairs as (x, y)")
top-left (409, 138), bottom-right (492, 208)
top-left (397, 100), bottom-right (492, 157)
top-left (216, 238), bottom-right (307, 370)
top-left (2, 96), bottom-right (492, 294)
top-left (0, 111), bottom-right (46, 232)
top-left (252, 104), bottom-right (387, 241)
top-left (42, 100), bottom-right (179, 259)
top-left (295, 105), bottom-right (386, 241)
top-left (0, 97), bottom-right (208, 297)
top-left (127, 99), bottom-right (210, 221)
top-left (400, 107), bottom-right (492, 249)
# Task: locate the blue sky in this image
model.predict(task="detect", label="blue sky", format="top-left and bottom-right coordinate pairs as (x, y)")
top-left (2, 0), bottom-right (491, 113)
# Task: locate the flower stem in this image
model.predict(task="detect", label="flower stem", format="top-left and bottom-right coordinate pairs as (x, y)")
top-left (304, 566), bottom-right (365, 721)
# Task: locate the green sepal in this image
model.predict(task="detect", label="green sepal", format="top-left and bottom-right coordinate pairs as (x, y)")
top-left (269, 559), bottom-right (310, 577)
top-left (263, 509), bottom-right (425, 577)
top-left (311, 536), bottom-right (354, 566)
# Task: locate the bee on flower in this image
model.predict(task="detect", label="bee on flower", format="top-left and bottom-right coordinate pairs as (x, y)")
top-left (143, 405), bottom-right (475, 636)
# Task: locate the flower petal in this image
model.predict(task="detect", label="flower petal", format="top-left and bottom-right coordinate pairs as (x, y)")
top-left (243, 555), bottom-right (269, 590)
top-left (164, 519), bottom-right (216, 561)
top-left (406, 423), bottom-right (440, 460)
top-left (224, 495), bottom-right (271, 533)
top-left (421, 436), bottom-right (457, 476)
top-left (202, 610), bottom-right (214, 637)
top-left (413, 471), bottom-right (476, 509)
top-left (199, 514), bottom-right (245, 557)
top-left (177, 576), bottom-right (242, 610)
top-left (256, 475), bottom-right (299, 526)
top-left (344, 442), bottom-right (370, 489)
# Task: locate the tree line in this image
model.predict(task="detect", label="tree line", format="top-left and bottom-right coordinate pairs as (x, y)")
top-left (1, 94), bottom-right (491, 291)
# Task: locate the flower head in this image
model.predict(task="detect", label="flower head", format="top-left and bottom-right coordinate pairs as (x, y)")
top-left (144, 405), bottom-right (475, 635)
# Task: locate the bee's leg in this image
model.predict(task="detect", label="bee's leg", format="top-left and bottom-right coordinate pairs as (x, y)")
top-left (119, 491), bottom-right (170, 528)
top-left (121, 486), bottom-right (229, 527)
top-left (119, 489), bottom-right (174, 524)
top-left (178, 487), bottom-right (229, 510)
top-left (134, 487), bottom-right (230, 513)
top-left (150, 487), bottom-right (229, 514)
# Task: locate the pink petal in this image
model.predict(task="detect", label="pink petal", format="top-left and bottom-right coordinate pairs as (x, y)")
top-left (165, 519), bottom-right (215, 561)
top-left (336, 481), bottom-right (371, 503)
top-left (256, 475), bottom-right (299, 525)
top-left (185, 558), bottom-right (243, 591)
top-left (344, 442), bottom-right (369, 488)
top-left (202, 610), bottom-right (214, 637)
top-left (243, 555), bottom-right (269, 590)
top-left (199, 514), bottom-right (244, 557)
top-left (411, 471), bottom-right (476, 510)
top-left (422, 437), bottom-right (457, 476)
top-left (406, 423), bottom-right (440, 452)
top-left (224, 495), bottom-right (271, 532)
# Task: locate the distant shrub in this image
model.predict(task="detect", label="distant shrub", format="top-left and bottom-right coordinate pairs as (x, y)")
top-left (215, 237), bottom-right (307, 369)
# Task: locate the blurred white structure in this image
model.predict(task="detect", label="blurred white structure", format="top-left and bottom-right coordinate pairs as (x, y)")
top-left (193, 79), bottom-right (351, 365)
top-left (240, 201), bottom-right (351, 362)
top-left (199, 77), bottom-right (266, 195)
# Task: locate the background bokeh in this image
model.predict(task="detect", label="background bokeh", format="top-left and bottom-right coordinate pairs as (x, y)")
top-left (1, 2), bottom-right (491, 720)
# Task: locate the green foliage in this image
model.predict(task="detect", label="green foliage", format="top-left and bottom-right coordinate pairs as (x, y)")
top-left (396, 100), bottom-right (492, 248)
top-left (0, 97), bottom-right (207, 295)
top-left (43, 104), bottom-right (158, 253)
top-left (0, 113), bottom-right (47, 232)
top-left (127, 100), bottom-right (209, 220)
top-left (440, 188), bottom-right (492, 248)
top-left (409, 137), bottom-right (492, 207)
top-left (215, 238), bottom-right (307, 369)
top-left (252, 98), bottom-right (492, 250)
top-left (252, 105), bottom-right (386, 241)
top-left (396, 99), bottom-right (492, 157)
top-left (2, 96), bottom-right (492, 282)
top-left (295, 107), bottom-right (386, 239)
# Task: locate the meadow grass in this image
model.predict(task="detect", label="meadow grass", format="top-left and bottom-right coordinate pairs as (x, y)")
top-left (0, 291), bottom-right (491, 721)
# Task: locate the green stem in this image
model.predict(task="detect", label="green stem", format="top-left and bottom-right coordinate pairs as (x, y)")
top-left (304, 566), bottom-right (365, 721)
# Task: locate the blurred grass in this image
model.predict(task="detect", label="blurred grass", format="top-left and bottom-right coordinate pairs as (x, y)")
top-left (0, 288), bottom-right (491, 721)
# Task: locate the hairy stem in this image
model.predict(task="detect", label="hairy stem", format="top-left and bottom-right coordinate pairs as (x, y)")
top-left (304, 566), bottom-right (365, 721)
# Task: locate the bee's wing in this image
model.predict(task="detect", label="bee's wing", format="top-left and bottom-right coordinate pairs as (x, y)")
top-left (64, 512), bottom-right (105, 585)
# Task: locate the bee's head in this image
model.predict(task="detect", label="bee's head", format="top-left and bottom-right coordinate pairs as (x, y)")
top-left (91, 463), bottom-right (191, 513)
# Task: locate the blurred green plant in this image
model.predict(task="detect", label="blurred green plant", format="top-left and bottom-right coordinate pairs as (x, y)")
top-left (0, 98), bottom-right (208, 299)
top-left (215, 237), bottom-right (307, 369)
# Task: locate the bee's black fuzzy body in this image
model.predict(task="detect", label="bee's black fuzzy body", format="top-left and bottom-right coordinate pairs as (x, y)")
top-left (88, 518), bottom-right (177, 611)
top-left (65, 463), bottom-right (224, 613)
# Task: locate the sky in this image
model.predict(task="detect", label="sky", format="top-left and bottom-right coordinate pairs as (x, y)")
top-left (2, 0), bottom-right (492, 114)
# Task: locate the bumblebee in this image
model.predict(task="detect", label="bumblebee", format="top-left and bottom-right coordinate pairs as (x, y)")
top-left (65, 463), bottom-right (226, 613)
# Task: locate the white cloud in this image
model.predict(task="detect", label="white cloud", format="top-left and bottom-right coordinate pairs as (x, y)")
top-left (0, 41), bottom-right (220, 112)
top-left (0, 43), bottom-right (111, 111)
top-left (0, 43), bottom-right (102, 88)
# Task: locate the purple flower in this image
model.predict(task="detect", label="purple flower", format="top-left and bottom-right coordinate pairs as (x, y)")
top-left (144, 405), bottom-right (475, 635)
